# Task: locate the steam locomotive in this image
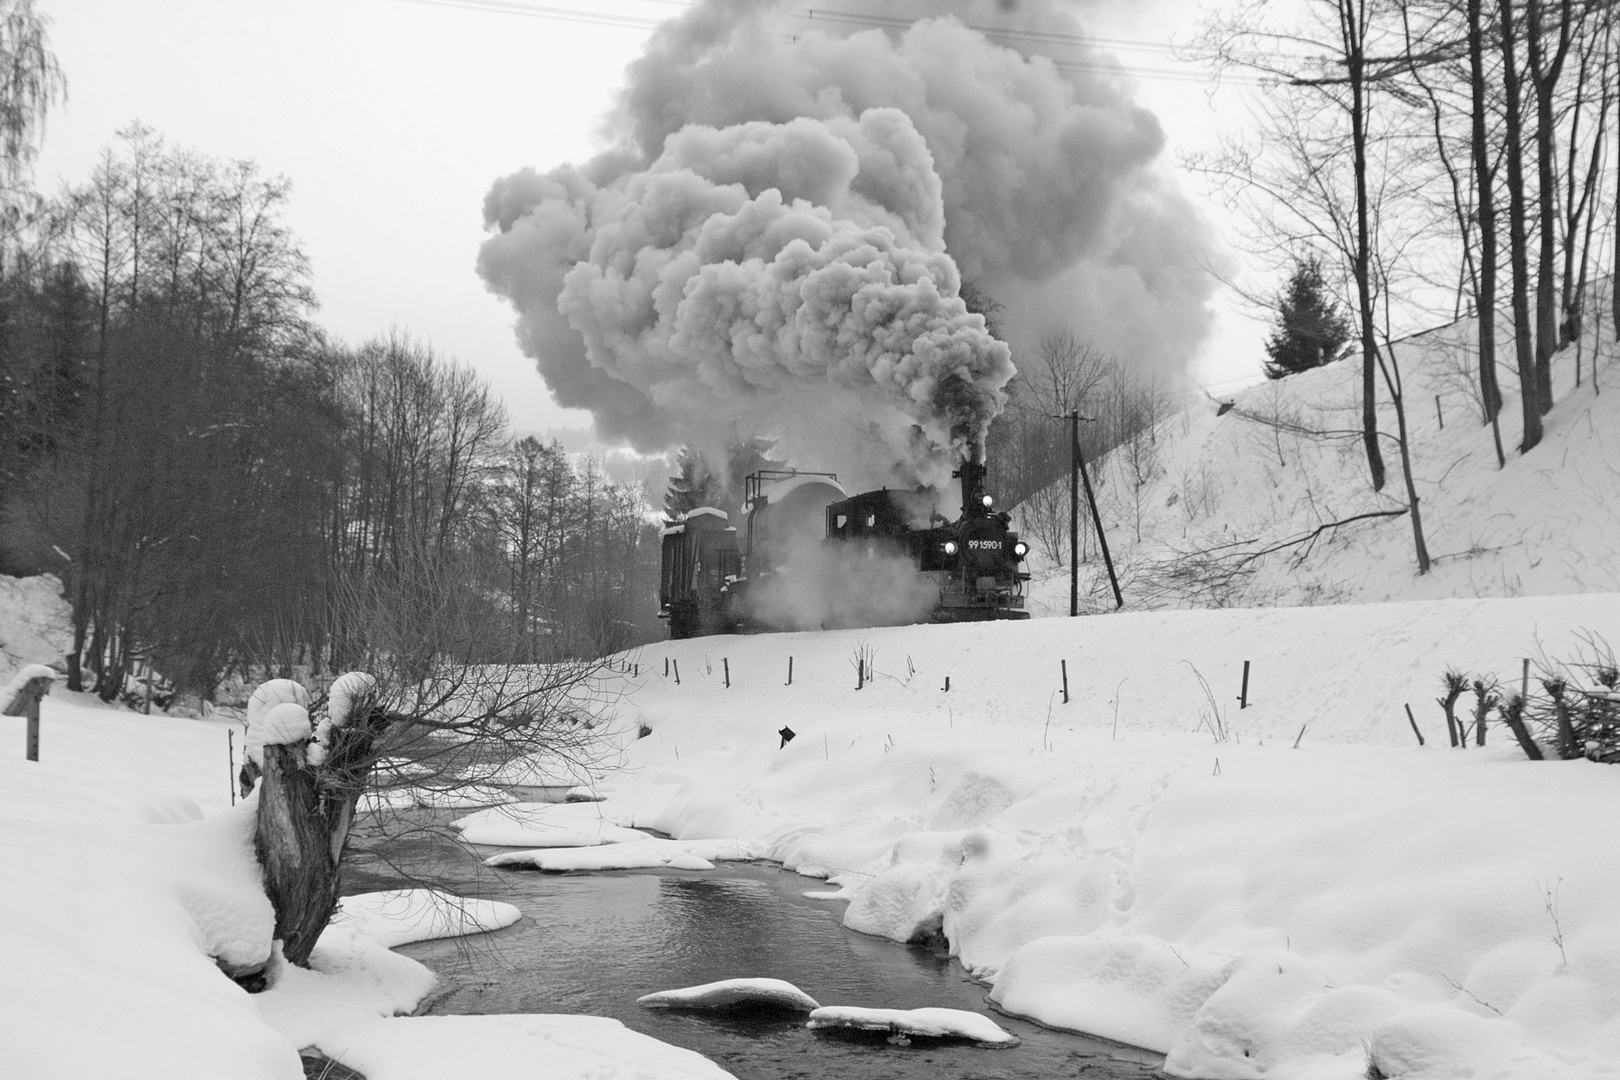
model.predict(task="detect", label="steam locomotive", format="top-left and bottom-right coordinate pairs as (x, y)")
top-left (658, 457), bottom-right (1030, 639)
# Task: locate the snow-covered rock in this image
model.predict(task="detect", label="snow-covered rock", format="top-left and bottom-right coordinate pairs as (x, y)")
top-left (638, 977), bottom-right (820, 1012)
top-left (486, 837), bottom-right (765, 872)
top-left (806, 1005), bottom-right (1018, 1045)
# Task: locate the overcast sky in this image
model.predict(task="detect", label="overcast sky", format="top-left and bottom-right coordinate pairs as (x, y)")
top-left (34, 0), bottom-right (1261, 437)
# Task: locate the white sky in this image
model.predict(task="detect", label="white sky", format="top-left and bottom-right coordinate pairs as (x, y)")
top-left (34, 0), bottom-right (1264, 437)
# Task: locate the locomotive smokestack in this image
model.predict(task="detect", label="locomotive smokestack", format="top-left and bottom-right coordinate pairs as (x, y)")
top-left (957, 448), bottom-right (987, 520)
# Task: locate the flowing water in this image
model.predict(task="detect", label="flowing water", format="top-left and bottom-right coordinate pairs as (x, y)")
top-left (344, 830), bottom-right (1164, 1080)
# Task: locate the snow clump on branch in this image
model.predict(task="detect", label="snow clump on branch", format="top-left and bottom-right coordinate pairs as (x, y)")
top-left (243, 679), bottom-right (312, 767)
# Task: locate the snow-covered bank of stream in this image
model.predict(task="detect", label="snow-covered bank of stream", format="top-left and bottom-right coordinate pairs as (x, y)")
top-left (4, 589), bottom-right (1618, 1079)
top-left (585, 595), bottom-right (1620, 1080)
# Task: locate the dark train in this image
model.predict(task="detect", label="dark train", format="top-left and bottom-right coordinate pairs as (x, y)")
top-left (658, 456), bottom-right (1030, 639)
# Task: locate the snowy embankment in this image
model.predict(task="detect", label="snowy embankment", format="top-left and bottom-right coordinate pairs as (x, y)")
top-left (0, 684), bottom-right (723, 1080)
top-left (590, 594), bottom-right (1620, 1079)
top-left (1024, 321), bottom-right (1620, 612)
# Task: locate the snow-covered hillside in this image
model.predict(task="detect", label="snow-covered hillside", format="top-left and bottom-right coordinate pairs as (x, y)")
top-left (1023, 318), bottom-right (1620, 612)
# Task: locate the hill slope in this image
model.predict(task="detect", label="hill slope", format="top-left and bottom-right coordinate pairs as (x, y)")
top-left (1021, 317), bottom-right (1620, 612)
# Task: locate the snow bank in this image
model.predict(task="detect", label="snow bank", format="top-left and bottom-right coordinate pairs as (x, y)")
top-left (638, 977), bottom-right (820, 1011)
top-left (312, 1014), bottom-right (736, 1080)
top-left (806, 1005), bottom-right (1017, 1045)
top-left (0, 574), bottom-right (69, 678)
top-left (487, 835), bottom-right (764, 872)
top-left (253, 928), bottom-right (439, 1049)
top-left (598, 592), bottom-right (1620, 1078)
top-left (333, 889), bottom-right (522, 948)
top-left (0, 689), bottom-right (731, 1080)
top-left (453, 800), bottom-right (652, 847)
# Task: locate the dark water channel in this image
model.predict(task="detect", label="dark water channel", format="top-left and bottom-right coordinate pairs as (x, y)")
top-left (343, 828), bottom-right (1164, 1080)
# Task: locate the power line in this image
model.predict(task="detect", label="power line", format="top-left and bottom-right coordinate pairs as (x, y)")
top-left (384, 0), bottom-right (1269, 86)
top-left (794, 6), bottom-right (1184, 57)
top-left (389, 0), bottom-right (668, 31)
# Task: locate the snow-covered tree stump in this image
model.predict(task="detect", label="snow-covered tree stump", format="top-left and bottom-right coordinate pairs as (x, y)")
top-left (243, 673), bottom-right (392, 968)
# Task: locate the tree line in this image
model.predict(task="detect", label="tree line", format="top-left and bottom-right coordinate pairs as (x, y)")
top-left (0, 127), bottom-right (662, 702)
top-left (1195, 0), bottom-right (1620, 574)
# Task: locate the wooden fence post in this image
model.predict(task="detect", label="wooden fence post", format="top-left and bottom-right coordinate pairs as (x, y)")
top-left (1404, 703), bottom-right (1426, 747)
top-left (4, 671), bottom-right (56, 762)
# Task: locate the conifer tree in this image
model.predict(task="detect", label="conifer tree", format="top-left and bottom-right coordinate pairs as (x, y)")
top-left (662, 447), bottom-right (717, 523)
top-left (662, 438), bottom-right (782, 523)
top-left (1263, 255), bottom-right (1352, 380)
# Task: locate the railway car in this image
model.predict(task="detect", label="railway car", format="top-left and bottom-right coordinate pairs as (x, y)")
top-left (658, 507), bottom-right (740, 639)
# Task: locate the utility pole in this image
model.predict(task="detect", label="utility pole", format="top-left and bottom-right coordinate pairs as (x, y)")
top-left (1057, 410), bottom-right (1123, 612)
top-left (1069, 410), bottom-right (1079, 616)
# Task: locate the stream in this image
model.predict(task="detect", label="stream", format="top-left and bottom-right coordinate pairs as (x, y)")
top-left (342, 825), bottom-right (1166, 1080)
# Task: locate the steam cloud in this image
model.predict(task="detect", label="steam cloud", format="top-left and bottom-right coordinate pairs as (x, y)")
top-left (749, 533), bottom-right (941, 631)
top-left (479, 0), bottom-right (1215, 485)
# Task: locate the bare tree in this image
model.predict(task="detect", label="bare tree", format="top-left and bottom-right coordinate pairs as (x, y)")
top-left (1193, 0), bottom-right (1435, 571)
top-left (1499, 0), bottom-right (1546, 448)
top-left (0, 0), bottom-right (64, 243)
top-left (1525, 0), bottom-right (1576, 407)
top-left (245, 637), bottom-right (619, 970)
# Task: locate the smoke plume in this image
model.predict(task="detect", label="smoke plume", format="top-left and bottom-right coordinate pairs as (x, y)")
top-left (749, 532), bottom-right (941, 631)
top-left (479, 0), bottom-right (1215, 484)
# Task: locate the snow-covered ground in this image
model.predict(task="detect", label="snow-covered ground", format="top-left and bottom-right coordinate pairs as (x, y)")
top-left (3, 323), bottom-right (1618, 1079)
top-left (1025, 318), bottom-right (1620, 611)
top-left (595, 593), bottom-right (1619, 1080)
top-left (0, 690), bottom-right (723, 1080)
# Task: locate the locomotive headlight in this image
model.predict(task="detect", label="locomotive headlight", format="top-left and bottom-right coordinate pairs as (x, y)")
top-left (943, 540), bottom-right (959, 555)
top-left (981, 494), bottom-right (994, 508)
top-left (1013, 541), bottom-right (1028, 558)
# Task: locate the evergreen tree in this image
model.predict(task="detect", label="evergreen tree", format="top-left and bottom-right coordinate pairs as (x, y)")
top-left (663, 447), bottom-right (715, 523)
top-left (1264, 256), bottom-right (1351, 379)
top-left (662, 438), bottom-right (782, 523)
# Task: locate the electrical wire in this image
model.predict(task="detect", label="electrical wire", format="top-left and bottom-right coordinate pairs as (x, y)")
top-left (381, 0), bottom-right (1271, 87)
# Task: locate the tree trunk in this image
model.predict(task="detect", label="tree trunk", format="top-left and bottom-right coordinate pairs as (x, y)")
top-left (1528, 0), bottom-right (1573, 413)
top-left (1469, 0), bottom-right (1507, 468)
top-left (254, 743), bottom-right (343, 967)
top-left (252, 693), bottom-right (392, 969)
top-left (1500, 0), bottom-right (1545, 451)
top-left (1345, 0), bottom-right (1387, 491)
